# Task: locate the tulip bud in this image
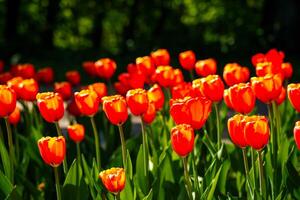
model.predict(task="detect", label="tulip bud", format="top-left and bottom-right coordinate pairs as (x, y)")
top-left (67, 124), bottom-right (85, 143)
top-left (74, 89), bottom-right (99, 116)
top-left (66, 70), bottom-right (81, 86)
top-left (195, 58), bottom-right (217, 77)
top-left (0, 85), bottom-right (17, 118)
top-left (294, 121), bottom-right (300, 150)
top-left (147, 84), bottom-right (164, 111)
top-left (94, 58), bottom-right (117, 79)
top-left (54, 82), bottom-right (72, 100)
top-left (102, 95), bottom-right (128, 125)
top-left (126, 88), bottom-right (149, 116)
top-left (179, 50), bottom-right (196, 71)
top-left (150, 49), bottom-right (170, 66)
top-left (171, 124), bottom-right (195, 157)
top-left (287, 83), bottom-right (300, 112)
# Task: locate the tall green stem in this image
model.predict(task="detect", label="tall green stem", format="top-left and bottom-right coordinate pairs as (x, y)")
top-left (115, 193), bottom-right (121, 200)
top-left (4, 118), bottom-right (15, 184)
top-left (76, 143), bottom-right (81, 200)
top-left (214, 103), bottom-right (221, 149)
top-left (250, 148), bottom-right (256, 190)
top-left (189, 70), bottom-right (194, 81)
top-left (54, 122), bottom-right (68, 174)
top-left (183, 157), bottom-right (193, 200)
top-left (140, 117), bottom-right (149, 176)
top-left (118, 124), bottom-right (127, 169)
top-left (242, 148), bottom-right (253, 198)
top-left (54, 167), bottom-right (62, 200)
top-left (258, 150), bottom-right (266, 198)
top-left (90, 116), bottom-right (101, 169)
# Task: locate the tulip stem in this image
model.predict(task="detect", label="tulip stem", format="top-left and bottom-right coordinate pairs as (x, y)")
top-left (250, 148), bottom-right (256, 190)
top-left (90, 116), bottom-right (101, 169)
top-left (118, 124), bottom-right (127, 169)
top-left (189, 70), bottom-right (194, 81)
top-left (54, 167), bottom-right (62, 200)
top-left (213, 103), bottom-right (221, 149)
top-left (54, 122), bottom-right (68, 174)
top-left (115, 193), bottom-right (121, 200)
top-left (182, 157), bottom-right (193, 200)
top-left (242, 148), bottom-right (253, 198)
top-left (140, 117), bottom-right (149, 177)
top-left (258, 150), bottom-right (266, 198)
top-left (76, 143), bottom-right (81, 200)
top-left (4, 117), bottom-right (15, 184)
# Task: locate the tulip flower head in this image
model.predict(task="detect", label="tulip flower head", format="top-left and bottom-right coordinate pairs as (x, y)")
top-left (0, 85), bottom-right (17, 118)
top-left (281, 62), bottom-right (293, 79)
top-left (126, 88), bottom-right (149, 116)
top-left (102, 95), bottom-right (128, 125)
top-left (150, 49), bottom-right (170, 66)
top-left (136, 56), bottom-right (155, 77)
top-left (8, 106), bottom-right (21, 125)
top-left (275, 87), bottom-right (286, 105)
top-left (223, 63), bottom-right (250, 86)
top-left (37, 136), bottom-right (66, 167)
top-left (227, 114), bottom-right (248, 148)
top-left (0, 72), bottom-right (13, 84)
top-left (67, 97), bottom-right (82, 117)
top-left (153, 66), bottom-right (175, 87)
top-left (67, 124), bottom-right (85, 143)
top-left (142, 101), bottom-right (156, 124)
top-left (74, 89), bottom-right (99, 116)
top-left (54, 82), bottom-right (72, 100)
top-left (11, 63), bottom-right (35, 79)
top-left (171, 124), bottom-right (195, 157)
top-left (66, 70), bottom-right (81, 86)
top-left (195, 58), bottom-right (217, 77)
top-left (36, 67), bottom-right (54, 84)
top-left (17, 78), bottom-right (39, 101)
top-left (7, 76), bottom-right (23, 97)
top-left (88, 83), bottom-right (107, 102)
top-left (99, 167), bottom-right (126, 195)
top-left (82, 61), bottom-right (96, 77)
top-left (36, 92), bottom-right (64, 123)
top-left (94, 58), bottom-right (117, 79)
top-left (287, 83), bottom-right (300, 112)
top-left (294, 121), bottom-right (300, 150)
top-left (147, 84), bottom-right (164, 111)
top-left (179, 50), bottom-right (196, 70)
top-left (171, 82), bottom-right (195, 99)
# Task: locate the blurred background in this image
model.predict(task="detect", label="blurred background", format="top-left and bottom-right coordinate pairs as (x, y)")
top-left (0, 0), bottom-right (299, 80)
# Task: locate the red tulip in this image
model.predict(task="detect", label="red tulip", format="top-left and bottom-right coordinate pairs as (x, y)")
top-left (95, 58), bottom-right (117, 79)
top-left (147, 84), bottom-right (164, 111)
top-left (67, 124), bottom-right (85, 143)
top-left (8, 106), bottom-right (21, 125)
top-left (102, 95), bottom-right (128, 125)
top-left (227, 114), bottom-right (247, 148)
top-left (66, 70), bottom-right (81, 86)
top-left (195, 58), bottom-right (217, 77)
top-left (287, 83), bottom-right (300, 112)
top-left (0, 72), bottom-right (13, 84)
top-left (88, 83), bottom-right (107, 102)
top-left (281, 62), bottom-right (293, 79)
top-left (17, 78), bottom-right (39, 101)
top-left (136, 56), bottom-right (155, 77)
top-left (223, 63), bottom-right (250, 86)
top-left (67, 97), bottom-right (82, 117)
top-left (171, 124), bottom-right (195, 157)
top-left (99, 168), bottom-right (126, 194)
top-left (74, 89), bottom-right (99, 116)
top-left (0, 85), bottom-right (17, 118)
top-left (152, 66), bottom-right (175, 87)
top-left (142, 101), bottom-right (156, 124)
top-left (275, 87), bottom-right (286, 105)
top-left (126, 88), bottom-right (149, 116)
top-left (82, 61), bottom-right (96, 77)
top-left (54, 82), bottom-right (72, 100)
top-left (179, 50), bottom-right (196, 70)
top-left (171, 82), bottom-right (195, 99)
top-left (150, 49), bottom-right (170, 66)
top-left (294, 121), bottom-right (300, 150)
top-left (11, 63), bottom-right (35, 79)
top-left (36, 67), bottom-right (54, 84)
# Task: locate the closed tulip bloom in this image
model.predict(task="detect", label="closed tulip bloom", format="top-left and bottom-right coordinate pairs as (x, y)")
top-left (0, 72), bottom-right (13, 84)
top-left (7, 77), bottom-right (23, 96)
top-left (153, 66), bottom-right (175, 87)
top-left (223, 89), bottom-right (233, 109)
top-left (171, 82), bottom-right (195, 99)
top-left (99, 168), bottom-right (126, 194)
top-left (0, 85), bottom-right (17, 117)
top-left (275, 87), bottom-right (286, 105)
top-left (195, 58), bottom-right (217, 77)
top-left (54, 82), bottom-right (72, 100)
top-left (88, 83), bottom-right (107, 102)
top-left (251, 74), bottom-right (283, 103)
top-left (102, 95), bottom-right (128, 125)
top-left (17, 78), bottom-right (39, 101)
top-left (82, 61), bottom-right (96, 77)
top-left (37, 136), bottom-right (66, 167)
top-left (142, 101), bottom-right (156, 124)
top-left (150, 49), bottom-right (170, 66)
top-left (147, 84), bottom-right (164, 111)
top-left (170, 97), bottom-right (192, 125)
top-left (11, 63), bottom-right (35, 79)
top-left (288, 83), bottom-right (300, 112)
top-left (74, 89), bottom-right (99, 116)
top-left (171, 124), bottom-right (195, 157)
top-left (36, 67), bottom-right (54, 84)
top-left (67, 124), bottom-right (85, 143)
top-left (126, 88), bottom-right (149, 116)
top-left (8, 106), bottom-right (21, 125)
top-left (294, 121), bottom-right (300, 150)
top-left (136, 56), bottom-right (155, 76)
top-left (94, 58), bottom-right (117, 79)
top-left (225, 83), bottom-right (255, 114)
top-left (223, 63), bottom-right (250, 86)
top-left (281, 62), bottom-right (293, 79)
top-left (173, 69), bottom-right (184, 85)
top-left (179, 50), bottom-right (196, 70)
top-left (66, 70), bottom-right (81, 86)
top-left (192, 75), bottom-right (224, 102)
top-left (227, 114), bottom-right (247, 148)
top-left (114, 82), bottom-right (129, 96)
top-left (36, 92), bottom-right (64, 123)
top-left (244, 116), bottom-right (270, 150)
top-left (67, 97), bottom-right (81, 117)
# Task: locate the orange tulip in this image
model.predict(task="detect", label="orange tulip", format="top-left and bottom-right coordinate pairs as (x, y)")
top-left (0, 85), bottom-right (17, 117)
top-left (37, 136), bottom-right (66, 167)
top-left (195, 58), bottom-right (217, 77)
top-left (88, 83), bottom-right (107, 102)
top-left (223, 63), bottom-right (250, 86)
top-left (82, 61), bottom-right (96, 77)
top-left (66, 70), bottom-right (81, 86)
top-left (67, 124), bottom-right (85, 143)
top-left (36, 92), bottom-right (64, 123)
top-left (281, 62), bottom-right (293, 79)
top-left (11, 63), bottom-right (35, 79)
top-left (54, 82), bottom-right (72, 100)
top-left (136, 56), bottom-right (155, 77)
top-left (173, 69), bottom-right (184, 85)
top-left (99, 167), bottom-right (126, 194)
top-left (94, 58), bottom-right (117, 79)
top-left (126, 88), bottom-right (149, 116)
top-left (36, 67), bottom-right (54, 84)
top-left (244, 115), bottom-right (270, 150)
top-left (287, 83), bottom-right (300, 112)
top-left (225, 83), bottom-right (255, 114)
top-left (153, 66), bottom-right (175, 87)
top-left (171, 82), bottom-right (195, 99)
top-left (251, 74), bottom-right (283, 103)
top-left (142, 101), bottom-right (156, 124)
top-left (17, 78), bottom-right (39, 101)
top-left (8, 106), bottom-right (21, 125)
top-left (74, 89), bottom-right (99, 116)
top-left (171, 124), bottom-right (195, 157)
top-left (147, 84), bottom-right (164, 111)
top-left (150, 49), bottom-right (170, 66)
top-left (275, 87), bottom-right (286, 105)
top-left (192, 75), bottom-right (224, 102)
top-left (294, 121), bottom-right (300, 150)
top-left (170, 96), bottom-right (211, 130)
top-left (7, 77), bottom-right (23, 96)
top-left (0, 72), bottom-right (13, 84)
top-left (102, 95), bottom-right (128, 125)
top-left (67, 97), bottom-right (82, 117)
top-left (179, 50), bottom-right (196, 70)
top-left (227, 114), bottom-right (247, 148)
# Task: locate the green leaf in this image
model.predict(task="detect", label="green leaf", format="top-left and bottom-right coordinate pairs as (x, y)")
top-left (142, 189), bottom-right (153, 200)
top-left (0, 170), bottom-right (13, 197)
top-left (202, 164), bottom-right (223, 200)
top-left (120, 175), bottom-right (134, 200)
top-left (81, 155), bottom-right (96, 199)
top-left (135, 145), bottom-right (148, 196)
top-left (218, 159), bottom-right (231, 194)
top-left (126, 150), bottom-right (133, 180)
top-left (0, 138), bottom-right (11, 181)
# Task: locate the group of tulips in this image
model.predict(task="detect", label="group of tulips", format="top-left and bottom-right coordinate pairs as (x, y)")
top-left (0, 47), bottom-right (300, 199)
